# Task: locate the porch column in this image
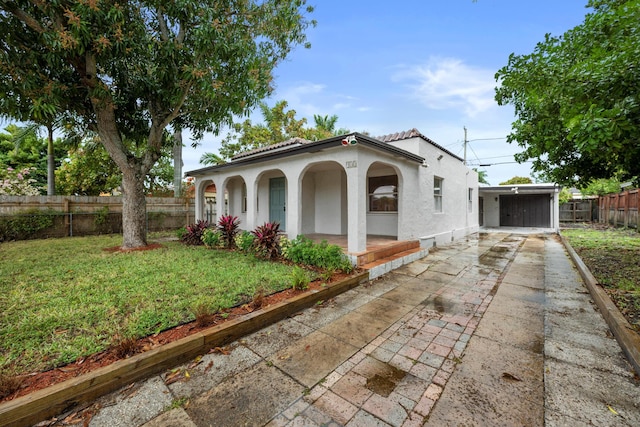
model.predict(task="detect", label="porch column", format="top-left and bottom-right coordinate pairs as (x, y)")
top-left (194, 178), bottom-right (207, 222)
top-left (244, 173), bottom-right (258, 231)
top-left (346, 165), bottom-right (367, 253)
top-left (285, 168), bottom-right (303, 239)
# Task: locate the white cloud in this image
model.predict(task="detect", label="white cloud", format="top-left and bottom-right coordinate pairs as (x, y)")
top-left (392, 57), bottom-right (497, 117)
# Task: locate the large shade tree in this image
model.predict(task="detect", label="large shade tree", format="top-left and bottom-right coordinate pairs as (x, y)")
top-left (0, 0), bottom-right (314, 248)
top-left (495, 0), bottom-right (640, 187)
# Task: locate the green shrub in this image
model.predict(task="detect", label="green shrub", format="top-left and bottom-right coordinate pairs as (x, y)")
top-left (284, 235), bottom-right (354, 273)
top-left (94, 206), bottom-right (109, 226)
top-left (0, 209), bottom-right (56, 242)
top-left (291, 266), bottom-right (310, 291)
top-left (176, 227), bottom-right (187, 240)
top-left (202, 228), bottom-right (223, 248)
top-left (236, 230), bottom-right (255, 253)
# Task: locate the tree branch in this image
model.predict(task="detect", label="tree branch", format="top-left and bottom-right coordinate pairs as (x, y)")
top-left (156, 7), bottom-right (170, 42)
top-left (4, 2), bottom-right (46, 34)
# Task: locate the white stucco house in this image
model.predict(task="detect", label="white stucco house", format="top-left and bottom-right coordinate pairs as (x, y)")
top-left (186, 128), bottom-right (479, 255)
top-left (478, 183), bottom-right (561, 231)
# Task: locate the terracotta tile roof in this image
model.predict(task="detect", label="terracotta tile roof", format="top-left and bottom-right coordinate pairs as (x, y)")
top-left (376, 128), bottom-right (462, 161)
top-left (231, 137), bottom-right (312, 160)
top-left (376, 128), bottom-right (436, 144)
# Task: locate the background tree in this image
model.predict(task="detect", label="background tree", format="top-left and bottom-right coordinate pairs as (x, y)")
top-left (580, 177), bottom-right (622, 196)
top-left (213, 101), bottom-right (349, 161)
top-left (472, 168), bottom-right (490, 185)
top-left (0, 1), bottom-right (314, 249)
top-left (495, 0), bottom-right (640, 187)
top-left (56, 139), bottom-right (177, 196)
top-left (499, 176), bottom-right (533, 185)
top-left (0, 124), bottom-right (69, 192)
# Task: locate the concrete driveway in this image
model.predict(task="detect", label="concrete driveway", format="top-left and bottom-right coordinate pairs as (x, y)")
top-left (78, 232), bottom-right (640, 427)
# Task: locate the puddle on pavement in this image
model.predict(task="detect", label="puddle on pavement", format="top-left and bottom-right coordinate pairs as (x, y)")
top-left (365, 363), bottom-right (406, 397)
top-left (422, 294), bottom-right (456, 314)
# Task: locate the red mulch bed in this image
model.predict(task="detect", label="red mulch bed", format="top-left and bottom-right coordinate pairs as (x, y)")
top-left (1, 243), bottom-right (353, 403)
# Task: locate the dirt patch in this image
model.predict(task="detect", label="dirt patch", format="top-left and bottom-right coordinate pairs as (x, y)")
top-left (365, 363), bottom-right (406, 397)
top-left (1, 270), bottom-right (352, 403)
top-left (564, 224), bottom-right (640, 333)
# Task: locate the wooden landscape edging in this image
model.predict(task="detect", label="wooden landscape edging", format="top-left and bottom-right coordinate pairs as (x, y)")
top-left (560, 235), bottom-right (640, 376)
top-left (0, 271), bottom-right (369, 427)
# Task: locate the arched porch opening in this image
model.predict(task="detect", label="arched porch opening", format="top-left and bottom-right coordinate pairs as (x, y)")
top-left (366, 162), bottom-right (402, 238)
top-left (300, 161), bottom-right (347, 236)
top-left (222, 175), bottom-right (248, 228)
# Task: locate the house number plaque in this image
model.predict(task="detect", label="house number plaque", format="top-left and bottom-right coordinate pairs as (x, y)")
top-left (346, 160), bottom-right (357, 168)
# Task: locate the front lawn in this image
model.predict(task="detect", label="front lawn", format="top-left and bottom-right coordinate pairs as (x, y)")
top-left (562, 225), bottom-right (640, 331)
top-left (0, 234), bottom-right (299, 376)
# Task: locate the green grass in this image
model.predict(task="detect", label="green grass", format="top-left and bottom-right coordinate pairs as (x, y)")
top-left (0, 234), bottom-right (297, 375)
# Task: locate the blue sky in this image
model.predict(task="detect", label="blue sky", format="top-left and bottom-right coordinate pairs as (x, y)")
top-left (184, 0), bottom-right (593, 185)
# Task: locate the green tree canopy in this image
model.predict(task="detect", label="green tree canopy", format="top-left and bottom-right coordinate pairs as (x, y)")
top-left (495, 0), bottom-right (640, 187)
top-left (215, 100), bottom-right (348, 161)
top-left (499, 176), bottom-right (533, 185)
top-left (0, 124), bottom-right (69, 192)
top-left (0, 1), bottom-right (314, 248)
top-left (473, 168), bottom-right (490, 185)
top-left (56, 140), bottom-right (175, 196)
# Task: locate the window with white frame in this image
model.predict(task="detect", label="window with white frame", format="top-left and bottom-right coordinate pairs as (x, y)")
top-left (368, 175), bottom-right (398, 212)
top-left (468, 188), bottom-right (473, 212)
top-left (434, 177), bottom-right (443, 213)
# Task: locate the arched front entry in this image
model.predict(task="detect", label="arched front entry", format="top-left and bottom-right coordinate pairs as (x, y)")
top-left (255, 169), bottom-right (287, 231)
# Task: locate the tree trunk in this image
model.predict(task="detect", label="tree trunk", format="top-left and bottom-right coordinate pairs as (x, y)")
top-left (121, 166), bottom-right (148, 249)
top-left (47, 124), bottom-right (55, 196)
top-left (173, 129), bottom-right (183, 197)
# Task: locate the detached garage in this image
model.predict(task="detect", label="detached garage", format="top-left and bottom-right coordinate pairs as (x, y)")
top-left (479, 184), bottom-right (560, 231)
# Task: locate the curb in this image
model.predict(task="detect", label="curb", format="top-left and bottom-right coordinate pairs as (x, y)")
top-left (560, 234), bottom-right (640, 376)
top-left (0, 271), bottom-right (370, 427)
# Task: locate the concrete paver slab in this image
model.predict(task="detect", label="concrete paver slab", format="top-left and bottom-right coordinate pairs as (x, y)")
top-left (268, 330), bottom-right (358, 388)
top-left (544, 358), bottom-right (640, 426)
top-left (186, 361), bottom-right (304, 427)
top-left (90, 376), bottom-right (173, 427)
top-left (143, 409), bottom-right (196, 427)
top-left (240, 317), bottom-right (315, 359)
top-left (167, 345), bottom-right (262, 399)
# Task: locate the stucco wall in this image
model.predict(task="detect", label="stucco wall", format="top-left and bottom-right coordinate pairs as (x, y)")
top-left (191, 135), bottom-right (480, 251)
top-left (388, 137), bottom-right (479, 246)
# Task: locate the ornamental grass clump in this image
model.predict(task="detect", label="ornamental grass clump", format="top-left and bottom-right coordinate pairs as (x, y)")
top-left (252, 221), bottom-right (282, 259)
top-left (217, 214), bottom-right (240, 248)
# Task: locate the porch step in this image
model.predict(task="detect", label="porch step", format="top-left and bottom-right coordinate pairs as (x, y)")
top-left (360, 246), bottom-right (430, 280)
top-left (354, 240), bottom-right (421, 266)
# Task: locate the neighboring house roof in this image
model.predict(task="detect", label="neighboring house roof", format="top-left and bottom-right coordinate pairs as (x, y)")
top-left (186, 129), bottom-right (457, 177)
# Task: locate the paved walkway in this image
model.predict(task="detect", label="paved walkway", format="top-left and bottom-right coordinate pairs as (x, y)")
top-left (73, 232), bottom-right (639, 427)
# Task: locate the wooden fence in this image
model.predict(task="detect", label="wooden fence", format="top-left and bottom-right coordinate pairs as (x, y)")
top-left (0, 195), bottom-right (195, 240)
top-left (598, 189), bottom-right (639, 230)
top-left (560, 199), bottom-right (598, 223)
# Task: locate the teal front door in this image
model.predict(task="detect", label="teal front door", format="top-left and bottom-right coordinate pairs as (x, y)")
top-left (269, 177), bottom-right (286, 230)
